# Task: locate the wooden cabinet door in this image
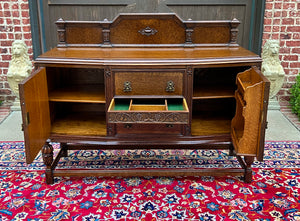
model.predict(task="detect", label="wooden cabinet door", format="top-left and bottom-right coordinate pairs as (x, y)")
top-left (19, 68), bottom-right (51, 164)
top-left (231, 67), bottom-right (270, 161)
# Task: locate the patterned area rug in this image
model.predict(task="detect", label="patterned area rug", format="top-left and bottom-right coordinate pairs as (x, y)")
top-left (0, 141), bottom-right (300, 220)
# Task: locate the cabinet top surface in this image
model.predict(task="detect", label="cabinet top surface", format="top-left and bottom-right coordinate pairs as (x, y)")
top-left (36, 46), bottom-right (261, 67)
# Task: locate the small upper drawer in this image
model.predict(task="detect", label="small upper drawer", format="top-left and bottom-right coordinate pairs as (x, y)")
top-left (114, 71), bottom-right (183, 95)
top-left (107, 98), bottom-right (189, 124)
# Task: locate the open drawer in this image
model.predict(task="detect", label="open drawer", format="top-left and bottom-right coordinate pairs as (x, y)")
top-left (107, 98), bottom-right (189, 124)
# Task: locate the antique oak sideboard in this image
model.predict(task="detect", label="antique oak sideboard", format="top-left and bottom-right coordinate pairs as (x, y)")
top-left (19, 13), bottom-right (270, 184)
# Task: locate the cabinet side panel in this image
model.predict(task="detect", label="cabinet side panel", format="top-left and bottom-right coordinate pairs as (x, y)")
top-left (19, 68), bottom-right (51, 164)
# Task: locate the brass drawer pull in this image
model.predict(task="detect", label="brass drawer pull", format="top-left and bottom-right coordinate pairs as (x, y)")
top-left (123, 81), bottom-right (132, 92)
top-left (166, 80), bottom-right (175, 92)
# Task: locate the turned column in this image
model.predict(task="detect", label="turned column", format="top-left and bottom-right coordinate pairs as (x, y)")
top-left (42, 139), bottom-right (54, 184)
top-left (244, 156), bottom-right (254, 183)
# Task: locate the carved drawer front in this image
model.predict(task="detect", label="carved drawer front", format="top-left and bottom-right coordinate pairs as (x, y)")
top-left (114, 71), bottom-right (183, 95)
top-left (107, 98), bottom-right (189, 124)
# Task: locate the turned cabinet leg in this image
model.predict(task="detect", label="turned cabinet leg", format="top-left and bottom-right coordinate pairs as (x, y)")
top-left (60, 143), bottom-right (68, 157)
top-left (42, 139), bottom-right (54, 184)
top-left (244, 156), bottom-right (254, 183)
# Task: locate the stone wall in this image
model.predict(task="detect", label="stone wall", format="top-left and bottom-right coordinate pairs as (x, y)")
top-left (0, 0), bottom-right (33, 106)
top-left (0, 0), bottom-right (299, 107)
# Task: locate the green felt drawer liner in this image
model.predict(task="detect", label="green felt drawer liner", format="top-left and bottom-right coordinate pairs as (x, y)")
top-left (113, 99), bottom-right (185, 111)
top-left (114, 102), bottom-right (130, 110)
top-left (167, 103), bottom-right (184, 111)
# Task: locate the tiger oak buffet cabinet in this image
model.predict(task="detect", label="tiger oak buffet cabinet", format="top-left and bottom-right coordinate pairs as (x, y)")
top-left (19, 13), bottom-right (270, 184)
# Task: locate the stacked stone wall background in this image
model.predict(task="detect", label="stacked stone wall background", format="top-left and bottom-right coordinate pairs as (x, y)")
top-left (0, 0), bottom-right (299, 107)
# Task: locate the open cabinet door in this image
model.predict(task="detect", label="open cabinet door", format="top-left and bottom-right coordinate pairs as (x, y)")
top-left (231, 67), bottom-right (270, 161)
top-left (19, 67), bottom-right (51, 164)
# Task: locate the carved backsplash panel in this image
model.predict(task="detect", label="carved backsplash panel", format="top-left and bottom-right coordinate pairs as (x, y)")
top-left (56, 13), bottom-right (240, 47)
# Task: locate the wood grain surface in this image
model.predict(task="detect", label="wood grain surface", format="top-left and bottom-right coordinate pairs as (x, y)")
top-left (19, 68), bottom-right (51, 164)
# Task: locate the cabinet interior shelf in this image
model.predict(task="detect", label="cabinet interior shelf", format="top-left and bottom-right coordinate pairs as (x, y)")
top-left (193, 86), bottom-right (235, 99)
top-left (191, 114), bottom-right (232, 136)
top-left (51, 112), bottom-right (106, 136)
top-left (49, 84), bottom-right (105, 103)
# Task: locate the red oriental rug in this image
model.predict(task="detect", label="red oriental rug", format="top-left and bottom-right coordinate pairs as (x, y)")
top-left (0, 141), bottom-right (300, 220)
